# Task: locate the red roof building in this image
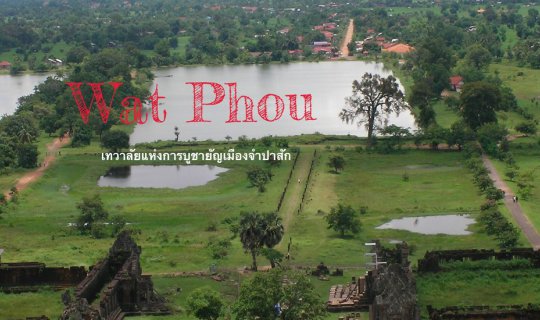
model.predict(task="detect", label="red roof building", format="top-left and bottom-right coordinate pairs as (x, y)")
top-left (449, 76), bottom-right (464, 92)
top-left (0, 61), bottom-right (11, 69)
top-left (321, 31), bottom-right (334, 40)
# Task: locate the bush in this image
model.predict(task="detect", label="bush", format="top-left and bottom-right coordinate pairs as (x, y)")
top-left (187, 287), bottom-right (224, 320)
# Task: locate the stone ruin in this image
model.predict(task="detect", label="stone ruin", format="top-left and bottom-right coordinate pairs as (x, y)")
top-left (427, 304), bottom-right (540, 319)
top-left (60, 231), bottom-right (170, 319)
top-left (0, 262), bottom-right (86, 293)
top-left (327, 241), bottom-right (419, 320)
top-left (418, 247), bottom-right (540, 273)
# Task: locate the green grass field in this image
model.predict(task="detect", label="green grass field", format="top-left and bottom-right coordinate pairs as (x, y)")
top-left (417, 263), bottom-right (540, 319)
top-left (0, 140), bottom-right (511, 318)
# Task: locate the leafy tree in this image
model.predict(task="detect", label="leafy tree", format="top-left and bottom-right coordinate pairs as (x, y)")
top-left (246, 167), bottom-right (273, 192)
top-left (233, 270), bottom-right (325, 320)
top-left (340, 73), bottom-right (406, 147)
top-left (515, 121), bottom-right (537, 136)
top-left (448, 121), bottom-right (475, 151)
top-left (477, 123), bottom-right (508, 156)
top-left (379, 125), bottom-right (411, 151)
top-left (327, 155), bottom-right (345, 173)
top-left (325, 204), bottom-right (361, 237)
top-left (423, 125), bottom-right (450, 150)
top-left (174, 126), bottom-right (180, 142)
top-left (460, 81), bottom-right (502, 130)
top-left (76, 194), bottom-right (109, 234)
top-left (0, 113), bottom-right (39, 143)
top-left (101, 130), bottom-right (130, 152)
top-left (465, 44), bottom-right (492, 70)
top-left (17, 144), bottom-right (38, 168)
top-left (187, 287), bottom-right (224, 320)
top-left (71, 124), bottom-right (93, 147)
top-left (238, 211), bottom-right (284, 271)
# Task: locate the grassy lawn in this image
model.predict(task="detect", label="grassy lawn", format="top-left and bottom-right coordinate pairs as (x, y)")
top-left (284, 148), bottom-right (501, 268)
top-left (0, 140), bottom-right (509, 319)
top-left (417, 263), bottom-right (540, 319)
top-left (0, 289), bottom-right (65, 319)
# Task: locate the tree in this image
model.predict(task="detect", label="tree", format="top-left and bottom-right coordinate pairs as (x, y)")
top-left (17, 144), bottom-right (38, 168)
top-left (101, 130), bottom-right (130, 152)
top-left (477, 123), bottom-right (508, 156)
top-left (515, 121), bottom-right (537, 136)
top-left (71, 124), bottom-right (93, 147)
top-left (325, 204), bottom-right (361, 237)
top-left (379, 125), bottom-right (411, 151)
top-left (187, 287), bottom-right (224, 320)
top-left (233, 270), bottom-right (325, 320)
top-left (174, 126), bottom-right (180, 142)
top-left (340, 73), bottom-right (407, 147)
top-left (448, 121), bottom-right (475, 150)
top-left (460, 81), bottom-right (502, 130)
top-left (246, 167), bottom-right (273, 192)
top-left (76, 194), bottom-right (109, 234)
top-left (465, 44), bottom-right (492, 70)
top-left (238, 211), bottom-right (284, 271)
top-left (327, 155), bottom-right (345, 173)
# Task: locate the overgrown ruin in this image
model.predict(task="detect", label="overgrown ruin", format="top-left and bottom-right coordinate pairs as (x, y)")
top-left (327, 241), bottom-right (419, 320)
top-left (61, 231), bottom-right (170, 319)
top-left (0, 231), bottom-right (170, 319)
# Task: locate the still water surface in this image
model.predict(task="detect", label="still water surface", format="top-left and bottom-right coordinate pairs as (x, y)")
top-left (131, 61), bottom-right (416, 143)
top-left (0, 73), bottom-right (52, 115)
top-left (376, 214), bottom-right (475, 235)
top-left (98, 165), bottom-right (228, 189)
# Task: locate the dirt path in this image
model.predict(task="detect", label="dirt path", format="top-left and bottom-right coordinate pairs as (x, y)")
top-left (3, 136), bottom-right (70, 200)
top-left (482, 154), bottom-right (540, 249)
top-left (340, 19), bottom-right (354, 58)
top-left (279, 150), bottom-right (315, 232)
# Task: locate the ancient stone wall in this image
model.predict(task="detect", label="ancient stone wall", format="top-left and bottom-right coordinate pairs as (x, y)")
top-left (61, 231), bottom-right (170, 320)
top-left (0, 262), bottom-right (86, 292)
top-left (418, 248), bottom-right (540, 272)
top-left (427, 304), bottom-right (540, 319)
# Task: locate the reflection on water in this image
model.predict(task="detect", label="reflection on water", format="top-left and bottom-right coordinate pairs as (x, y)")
top-left (98, 165), bottom-right (228, 189)
top-left (376, 214), bottom-right (475, 235)
top-left (0, 73), bottom-right (52, 115)
top-left (130, 61), bottom-right (416, 143)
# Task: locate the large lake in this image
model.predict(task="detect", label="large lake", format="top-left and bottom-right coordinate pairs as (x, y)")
top-left (0, 73), bottom-right (52, 115)
top-left (131, 61), bottom-right (416, 143)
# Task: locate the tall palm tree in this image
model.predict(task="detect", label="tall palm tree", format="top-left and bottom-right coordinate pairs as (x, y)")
top-left (239, 212), bottom-right (265, 271)
top-left (263, 212), bottom-right (284, 248)
top-left (238, 211), bottom-right (285, 271)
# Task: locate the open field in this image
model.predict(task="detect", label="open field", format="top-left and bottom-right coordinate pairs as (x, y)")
top-left (0, 139), bottom-right (517, 318)
top-left (0, 289), bottom-right (65, 319)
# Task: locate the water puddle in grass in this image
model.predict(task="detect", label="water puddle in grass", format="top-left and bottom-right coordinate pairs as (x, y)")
top-left (98, 165), bottom-right (228, 189)
top-left (376, 214), bottom-right (475, 235)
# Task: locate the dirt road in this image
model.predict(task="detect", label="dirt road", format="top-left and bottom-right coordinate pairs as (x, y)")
top-left (340, 19), bottom-right (354, 58)
top-left (4, 136), bottom-right (70, 200)
top-left (482, 154), bottom-right (540, 249)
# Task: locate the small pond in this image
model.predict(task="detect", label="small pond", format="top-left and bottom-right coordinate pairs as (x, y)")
top-left (375, 214), bottom-right (475, 235)
top-left (97, 165), bottom-right (228, 189)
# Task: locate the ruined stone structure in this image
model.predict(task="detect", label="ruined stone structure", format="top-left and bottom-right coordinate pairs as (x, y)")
top-left (0, 262), bottom-right (86, 293)
top-left (61, 231), bottom-right (170, 320)
top-left (427, 304), bottom-right (540, 319)
top-left (418, 248), bottom-right (540, 273)
top-left (369, 264), bottom-right (418, 320)
top-left (327, 242), bottom-right (419, 320)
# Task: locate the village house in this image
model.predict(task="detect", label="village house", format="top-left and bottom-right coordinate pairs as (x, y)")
top-left (0, 61), bottom-right (11, 70)
top-left (449, 75), bottom-right (464, 92)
